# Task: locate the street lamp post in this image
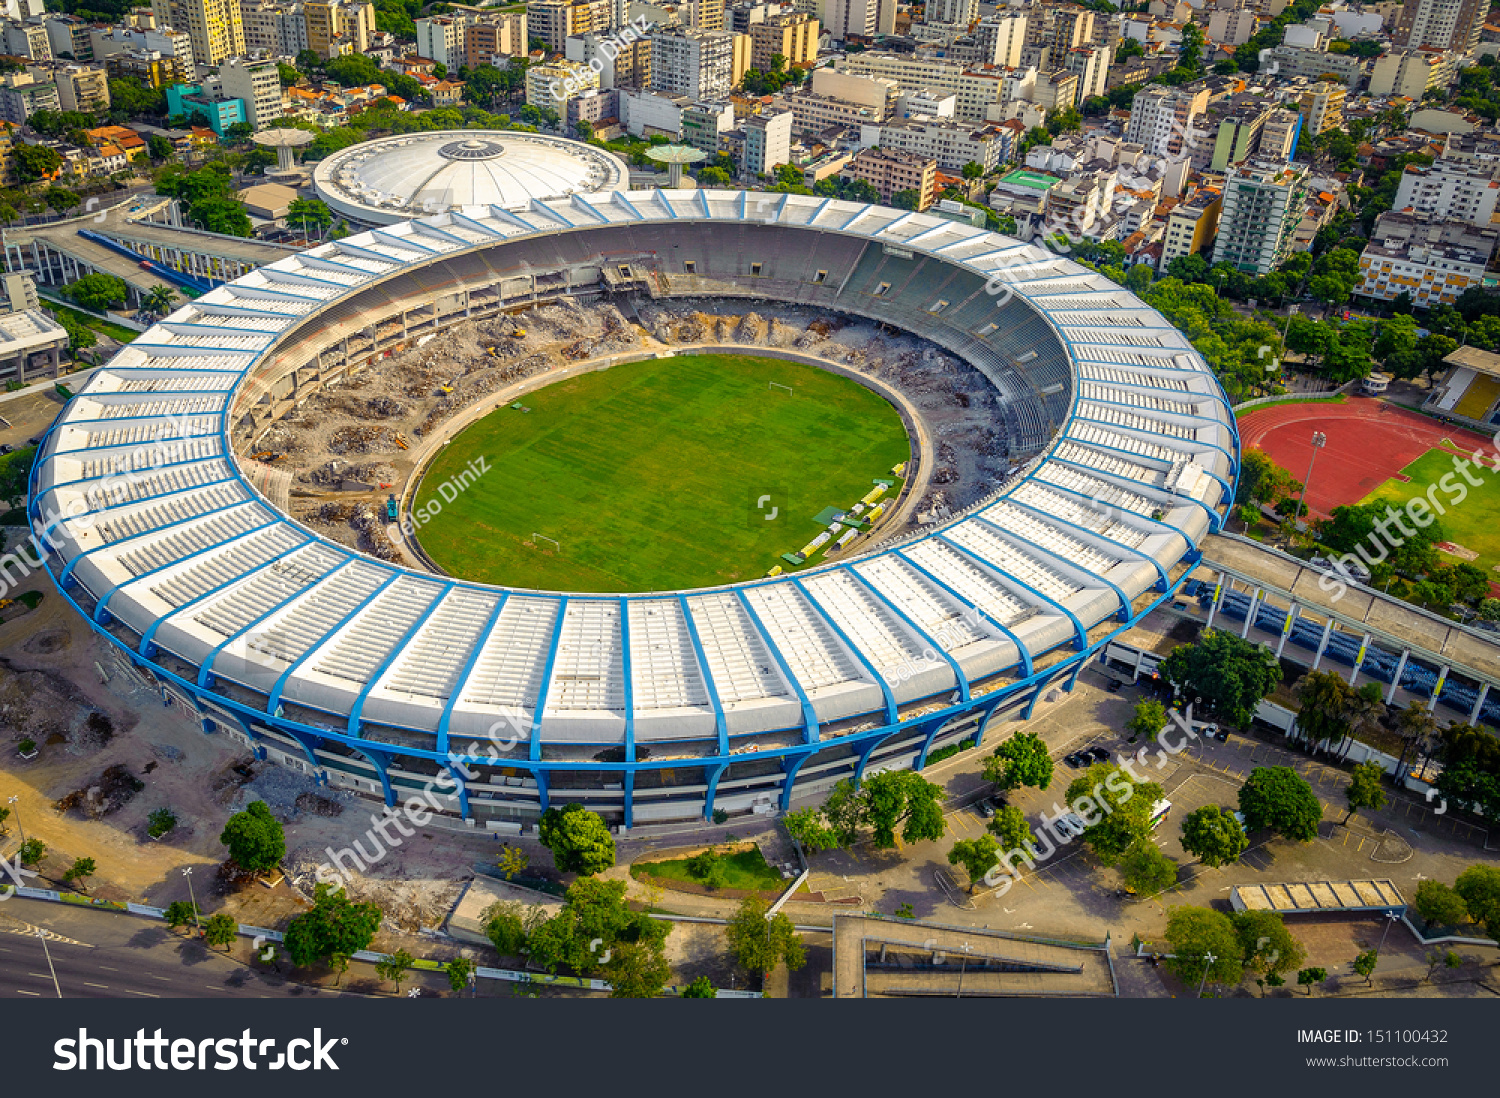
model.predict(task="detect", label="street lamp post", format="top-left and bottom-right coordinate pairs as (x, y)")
top-left (183, 866), bottom-right (201, 938)
top-left (1377, 910), bottom-right (1400, 953)
top-left (1292, 431), bottom-right (1327, 530)
top-left (7, 794), bottom-right (23, 846)
top-left (955, 942), bottom-right (971, 999)
top-left (1197, 952), bottom-right (1218, 998)
top-left (36, 926), bottom-right (60, 998)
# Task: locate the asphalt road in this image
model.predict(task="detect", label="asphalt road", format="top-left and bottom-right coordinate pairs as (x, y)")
top-left (0, 898), bottom-right (365, 1000)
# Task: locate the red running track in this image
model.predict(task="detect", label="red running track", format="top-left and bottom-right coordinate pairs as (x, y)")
top-left (1236, 398), bottom-right (1495, 518)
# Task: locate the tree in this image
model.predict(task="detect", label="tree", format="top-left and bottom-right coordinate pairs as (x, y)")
top-left (483, 900), bottom-right (537, 956)
top-left (1232, 909), bottom-right (1305, 982)
top-left (1414, 879), bottom-right (1468, 929)
top-left (948, 836), bottom-right (1000, 892)
top-left (1164, 906), bottom-right (1244, 988)
top-left (1160, 629), bottom-right (1281, 728)
top-left (218, 800), bottom-right (286, 873)
top-left (1352, 949), bottom-right (1378, 985)
top-left (1065, 763), bottom-right (1163, 865)
top-left (861, 769), bottom-right (945, 848)
top-left (1236, 449), bottom-right (1301, 507)
top-left (63, 856), bottom-right (96, 890)
top-left (1119, 839), bottom-right (1176, 895)
top-left (1296, 669), bottom-right (1353, 754)
top-left (286, 197), bottom-right (333, 238)
top-left (1239, 767), bottom-right (1322, 842)
top-left (376, 948), bottom-right (414, 993)
top-left (1455, 864), bottom-right (1500, 941)
top-left (283, 884), bottom-right (383, 968)
top-left (203, 912), bottom-right (237, 950)
top-left (11, 142), bottom-right (62, 183)
top-left (782, 806), bottom-right (839, 853)
top-left (987, 803), bottom-right (1032, 852)
top-left (686, 848), bottom-right (726, 890)
top-left (1179, 805), bottom-right (1248, 867)
top-left (602, 938), bottom-right (672, 998)
top-left (697, 166), bottom-right (731, 188)
top-left (891, 189), bottom-right (921, 211)
top-left (1297, 966), bottom-right (1327, 995)
top-left (537, 803), bottom-right (615, 875)
top-left (496, 846), bottom-right (528, 880)
top-left (446, 956), bottom-right (476, 994)
top-left (725, 895), bottom-right (805, 976)
top-left (277, 61), bottom-right (303, 86)
top-left (64, 273), bottom-right (128, 313)
top-left (982, 731), bottom-right (1054, 791)
top-left (163, 900), bottom-right (199, 932)
top-left (1127, 699), bottom-right (1168, 743)
top-left (143, 285), bottom-right (176, 318)
top-left (524, 878), bottom-right (666, 976)
top-left (18, 838), bottom-right (44, 866)
top-left (44, 188), bottom-right (79, 214)
top-left (961, 161), bottom-right (983, 179)
top-left (1343, 761), bottom-right (1386, 824)
top-left (681, 975), bottom-right (716, 998)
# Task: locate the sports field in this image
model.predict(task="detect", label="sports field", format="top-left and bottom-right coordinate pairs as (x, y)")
top-left (1360, 448), bottom-right (1500, 578)
top-left (413, 353), bottom-right (912, 592)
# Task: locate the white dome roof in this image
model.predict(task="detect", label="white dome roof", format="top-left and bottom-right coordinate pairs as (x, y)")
top-left (312, 130), bottom-right (630, 225)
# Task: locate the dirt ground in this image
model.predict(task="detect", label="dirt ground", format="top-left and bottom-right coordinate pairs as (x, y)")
top-left (243, 296), bottom-right (1016, 559)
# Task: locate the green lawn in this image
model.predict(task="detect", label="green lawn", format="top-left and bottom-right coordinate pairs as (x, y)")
top-left (630, 847), bottom-right (789, 894)
top-left (44, 303), bottom-right (139, 344)
top-left (1360, 447), bottom-right (1500, 575)
top-left (413, 353), bottom-right (911, 592)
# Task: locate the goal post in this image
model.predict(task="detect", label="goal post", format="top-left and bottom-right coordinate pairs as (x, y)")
top-left (533, 534), bottom-right (560, 553)
top-left (769, 382), bottom-right (793, 396)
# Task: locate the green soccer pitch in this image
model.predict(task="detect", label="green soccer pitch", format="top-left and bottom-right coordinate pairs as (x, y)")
top-left (1361, 447), bottom-right (1500, 577)
top-left (411, 353), bottom-right (913, 592)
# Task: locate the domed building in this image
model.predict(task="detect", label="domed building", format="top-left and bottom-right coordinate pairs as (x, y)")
top-left (312, 130), bottom-right (630, 226)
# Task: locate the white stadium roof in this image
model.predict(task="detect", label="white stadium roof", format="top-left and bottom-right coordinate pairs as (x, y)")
top-left (311, 130), bottom-right (630, 226)
top-left (29, 192), bottom-right (1236, 810)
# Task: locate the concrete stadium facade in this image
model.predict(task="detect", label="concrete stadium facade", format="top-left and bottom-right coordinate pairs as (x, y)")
top-left (28, 190), bottom-right (1238, 831)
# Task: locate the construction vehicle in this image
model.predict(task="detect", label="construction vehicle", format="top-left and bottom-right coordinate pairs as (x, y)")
top-left (512, 328), bottom-right (526, 339)
top-left (385, 495), bottom-right (399, 522)
top-left (250, 451), bottom-right (282, 463)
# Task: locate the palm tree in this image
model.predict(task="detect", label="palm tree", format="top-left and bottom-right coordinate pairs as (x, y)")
top-left (1395, 701), bottom-right (1439, 781)
top-left (144, 285), bottom-right (177, 318)
top-left (1295, 669), bottom-right (1351, 756)
top-left (1338, 683), bottom-right (1385, 763)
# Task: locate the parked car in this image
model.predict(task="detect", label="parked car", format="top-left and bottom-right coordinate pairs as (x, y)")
top-left (1055, 813), bottom-right (1087, 839)
top-left (1087, 745), bottom-right (1112, 763)
top-left (1063, 751), bottom-right (1090, 768)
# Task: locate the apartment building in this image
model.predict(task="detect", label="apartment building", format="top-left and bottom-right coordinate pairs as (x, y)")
top-left (1206, 94), bottom-right (1273, 172)
top-left (925, 0), bottom-right (975, 26)
top-left (974, 11), bottom-right (1027, 67)
top-left (53, 63), bottom-right (110, 112)
top-left (416, 14), bottom-right (465, 67)
top-left (528, 58), bottom-right (599, 113)
top-left (840, 146), bottom-right (936, 207)
top-left (0, 71), bottom-right (57, 123)
top-left (464, 12), bottom-right (527, 67)
top-left (818, 0), bottom-right (891, 41)
top-left (786, 90), bottom-right (885, 131)
top-left (1392, 0), bottom-right (1484, 53)
top-left (305, 0), bottom-right (372, 57)
top-left (1258, 109), bottom-right (1302, 161)
top-left (1125, 83), bottom-right (1208, 158)
top-left (741, 107), bottom-right (791, 178)
top-left (681, 98), bottom-right (733, 153)
top-left (1211, 158), bottom-right (1309, 275)
top-left (651, 26), bottom-right (735, 100)
top-left (217, 56), bottom-right (280, 127)
top-left (41, 14), bottom-right (93, 61)
top-left (1357, 211), bottom-right (1497, 307)
top-left (864, 116), bottom-right (1006, 172)
top-left (530, 0), bottom-right (610, 50)
top-left (1264, 44), bottom-right (1364, 86)
top-left (1063, 45), bottom-right (1107, 102)
top-left (239, 0), bottom-right (309, 57)
top-left (105, 48), bottom-right (181, 87)
top-left (1298, 81), bottom-right (1344, 136)
top-left (150, 0), bottom-right (244, 65)
top-left (566, 31), bottom-right (651, 89)
top-left (2, 21), bottom-right (50, 61)
top-left (1206, 6), bottom-right (1257, 45)
top-left (1161, 187), bottom-right (1222, 266)
top-left (747, 11), bottom-right (817, 70)
top-left (1394, 158), bottom-right (1500, 226)
top-left (1369, 48), bottom-right (1459, 98)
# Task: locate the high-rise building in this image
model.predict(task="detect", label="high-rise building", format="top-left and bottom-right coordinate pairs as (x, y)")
top-left (305, 0), bottom-right (372, 58)
top-left (694, 0), bottom-right (725, 31)
top-left (1063, 45), bottom-right (1107, 103)
top-left (530, 0), bottom-right (610, 50)
top-left (1161, 188), bottom-right (1222, 267)
top-left (217, 56), bottom-right (280, 127)
top-left (41, 14), bottom-right (93, 61)
top-left (1124, 83), bottom-right (1209, 157)
top-left (566, 30), bottom-right (650, 88)
top-left (1257, 109), bottom-right (1302, 160)
top-left (1394, 158), bottom-right (1500, 226)
top-left (416, 14), bottom-right (465, 66)
top-left (1392, 0), bottom-right (1484, 53)
top-left (741, 107), bottom-right (790, 178)
top-left (817, 0), bottom-right (884, 40)
top-left (1212, 159), bottom-right (1309, 275)
top-left (973, 12), bottom-right (1026, 67)
top-left (526, 56), bottom-right (598, 113)
top-left (650, 26), bottom-right (734, 100)
top-left (1357, 211), bottom-right (1497, 307)
top-left (747, 11), bottom-right (817, 71)
top-left (464, 12), bottom-right (528, 67)
top-left (151, 0), bottom-right (244, 66)
top-left (1369, 48), bottom-right (1460, 97)
top-left (1206, 7), bottom-right (1257, 45)
top-left (925, 0), bottom-right (976, 27)
top-left (1298, 81), bottom-right (1344, 135)
top-left (2, 21), bottom-right (51, 61)
top-left (53, 63), bottom-right (110, 111)
top-left (681, 98), bottom-right (733, 153)
top-left (239, 0), bottom-right (309, 58)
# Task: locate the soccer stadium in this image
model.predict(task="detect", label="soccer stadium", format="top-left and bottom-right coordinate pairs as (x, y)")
top-left (26, 190), bottom-right (1237, 830)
